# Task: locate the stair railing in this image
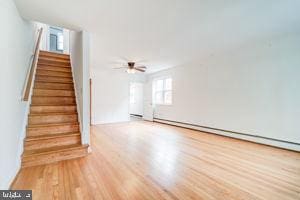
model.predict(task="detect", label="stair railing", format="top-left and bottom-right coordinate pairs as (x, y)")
top-left (22, 27), bottom-right (43, 101)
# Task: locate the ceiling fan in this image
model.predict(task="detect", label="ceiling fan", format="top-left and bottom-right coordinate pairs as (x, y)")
top-left (113, 62), bottom-right (147, 73)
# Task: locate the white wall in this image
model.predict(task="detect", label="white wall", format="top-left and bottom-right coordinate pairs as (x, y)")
top-left (91, 69), bottom-right (130, 124)
top-left (70, 30), bottom-right (83, 125)
top-left (62, 29), bottom-right (70, 54)
top-left (146, 32), bottom-right (300, 149)
top-left (34, 22), bottom-right (48, 51)
top-left (0, 0), bottom-right (35, 189)
top-left (91, 69), bottom-right (145, 124)
top-left (70, 30), bottom-right (83, 119)
top-left (81, 31), bottom-right (90, 145)
top-left (69, 30), bottom-right (90, 145)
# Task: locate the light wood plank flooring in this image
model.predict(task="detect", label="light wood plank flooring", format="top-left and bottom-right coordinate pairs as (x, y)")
top-left (12, 121), bottom-right (300, 200)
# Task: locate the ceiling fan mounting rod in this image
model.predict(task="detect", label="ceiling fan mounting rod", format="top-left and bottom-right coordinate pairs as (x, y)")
top-left (128, 62), bottom-right (135, 68)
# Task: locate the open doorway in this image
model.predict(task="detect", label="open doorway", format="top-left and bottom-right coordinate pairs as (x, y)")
top-left (34, 22), bottom-right (70, 54)
top-left (129, 82), bottom-right (144, 120)
top-left (49, 27), bottom-right (64, 53)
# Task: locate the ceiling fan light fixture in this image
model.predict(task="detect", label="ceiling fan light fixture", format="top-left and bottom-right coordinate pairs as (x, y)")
top-left (127, 68), bottom-right (135, 74)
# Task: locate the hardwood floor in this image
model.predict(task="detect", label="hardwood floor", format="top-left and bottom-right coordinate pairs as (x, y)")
top-left (12, 121), bottom-right (300, 200)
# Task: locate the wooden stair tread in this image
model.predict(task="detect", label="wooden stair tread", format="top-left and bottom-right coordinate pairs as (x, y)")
top-left (37, 62), bottom-right (71, 68)
top-left (30, 105), bottom-right (77, 114)
top-left (33, 87), bottom-right (74, 91)
top-left (36, 66), bottom-right (72, 73)
top-left (32, 96), bottom-right (75, 98)
top-left (38, 57), bottom-right (70, 63)
top-left (26, 123), bottom-right (80, 137)
top-left (33, 89), bottom-right (75, 95)
top-left (36, 70), bottom-right (72, 77)
top-left (38, 55), bottom-right (70, 59)
top-left (31, 96), bottom-right (76, 105)
top-left (30, 105), bottom-right (77, 110)
top-left (31, 101), bottom-right (76, 105)
top-left (39, 50), bottom-right (69, 57)
top-left (31, 103), bottom-right (76, 106)
top-left (33, 89), bottom-right (74, 91)
top-left (34, 82), bottom-right (74, 90)
top-left (38, 58), bottom-right (70, 63)
top-left (34, 87), bottom-right (74, 90)
top-left (32, 96), bottom-right (76, 98)
top-left (28, 114), bottom-right (78, 125)
top-left (30, 105), bottom-right (77, 107)
top-left (35, 80), bottom-right (73, 84)
top-left (34, 82), bottom-right (74, 86)
top-left (37, 66), bottom-right (70, 69)
top-left (26, 132), bottom-right (80, 141)
top-left (37, 64), bottom-right (71, 69)
top-left (36, 74), bottom-right (72, 77)
top-left (30, 103), bottom-right (76, 106)
top-left (35, 75), bottom-right (73, 79)
top-left (38, 56), bottom-right (70, 59)
top-left (28, 122), bottom-right (79, 128)
top-left (40, 50), bottom-right (69, 54)
top-left (23, 144), bottom-right (88, 157)
top-left (37, 67), bottom-right (72, 70)
top-left (39, 54), bottom-right (70, 61)
top-left (37, 68), bottom-right (72, 75)
top-left (29, 112), bottom-right (77, 116)
top-left (32, 95), bottom-right (75, 97)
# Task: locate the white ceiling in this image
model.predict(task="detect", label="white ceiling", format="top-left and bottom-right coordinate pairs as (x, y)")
top-left (14, 0), bottom-right (300, 73)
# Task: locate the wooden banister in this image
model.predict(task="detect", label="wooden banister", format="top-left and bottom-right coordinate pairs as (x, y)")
top-left (22, 28), bottom-right (43, 101)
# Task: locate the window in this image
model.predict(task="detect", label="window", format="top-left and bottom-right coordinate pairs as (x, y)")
top-left (49, 27), bottom-right (64, 53)
top-left (153, 77), bottom-right (172, 105)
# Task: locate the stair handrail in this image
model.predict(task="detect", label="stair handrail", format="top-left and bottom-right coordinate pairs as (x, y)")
top-left (22, 27), bottom-right (43, 101)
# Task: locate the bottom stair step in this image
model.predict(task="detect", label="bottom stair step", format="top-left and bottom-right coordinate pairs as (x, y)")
top-left (22, 144), bottom-right (88, 168)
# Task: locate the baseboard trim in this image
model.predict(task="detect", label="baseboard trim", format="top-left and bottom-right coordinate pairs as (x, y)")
top-left (153, 118), bottom-right (300, 152)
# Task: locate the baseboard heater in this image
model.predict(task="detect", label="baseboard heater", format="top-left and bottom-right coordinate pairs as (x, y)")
top-left (153, 118), bottom-right (300, 152)
top-left (130, 114), bottom-right (143, 118)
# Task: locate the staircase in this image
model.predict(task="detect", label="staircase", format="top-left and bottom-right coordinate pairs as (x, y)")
top-left (22, 50), bottom-right (88, 167)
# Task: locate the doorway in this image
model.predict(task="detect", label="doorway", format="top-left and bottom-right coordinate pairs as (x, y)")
top-left (129, 82), bottom-right (144, 119)
top-left (49, 27), bottom-right (64, 53)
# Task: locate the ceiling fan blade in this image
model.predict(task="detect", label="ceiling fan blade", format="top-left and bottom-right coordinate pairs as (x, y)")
top-left (109, 61), bottom-right (124, 65)
top-left (118, 56), bottom-right (131, 62)
top-left (134, 67), bottom-right (145, 72)
top-left (136, 65), bottom-right (146, 69)
top-left (113, 66), bottom-right (128, 69)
